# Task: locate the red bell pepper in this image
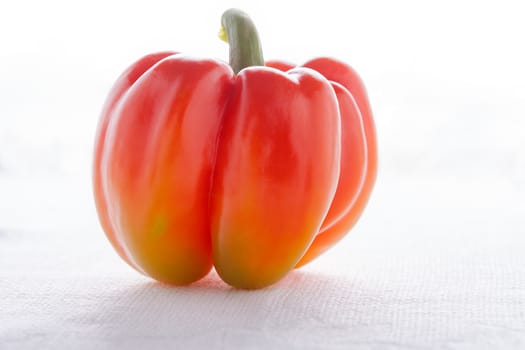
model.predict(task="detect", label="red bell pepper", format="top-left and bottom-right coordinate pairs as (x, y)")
top-left (93, 9), bottom-right (377, 289)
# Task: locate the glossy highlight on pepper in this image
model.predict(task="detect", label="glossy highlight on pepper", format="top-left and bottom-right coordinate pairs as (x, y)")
top-left (93, 8), bottom-right (377, 289)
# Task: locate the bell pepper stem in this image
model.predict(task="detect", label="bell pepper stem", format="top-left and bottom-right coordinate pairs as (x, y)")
top-left (220, 9), bottom-right (264, 74)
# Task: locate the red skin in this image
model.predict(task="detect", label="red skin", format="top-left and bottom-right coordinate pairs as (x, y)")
top-left (94, 53), bottom-right (376, 289)
top-left (267, 59), bottom-right (378, 267)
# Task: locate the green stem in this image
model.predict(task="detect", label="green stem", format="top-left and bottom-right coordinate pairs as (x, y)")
top-left (220, 9), bottom-right (264, 74)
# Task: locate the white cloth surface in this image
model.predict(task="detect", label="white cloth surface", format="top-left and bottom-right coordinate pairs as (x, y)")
top-left (1, 171), bottom-right (524, 349)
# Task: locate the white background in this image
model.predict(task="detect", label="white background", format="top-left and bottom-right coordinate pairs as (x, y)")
top-left (1, 0), bottom-right (524, 348)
